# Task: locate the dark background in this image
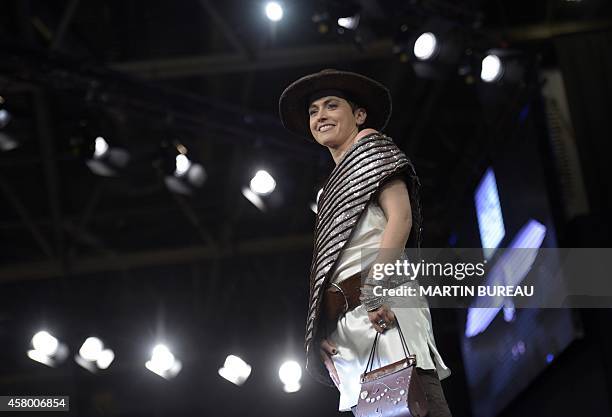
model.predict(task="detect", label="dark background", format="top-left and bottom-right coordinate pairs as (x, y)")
top-left (1, 1), bottom-right (612, 416)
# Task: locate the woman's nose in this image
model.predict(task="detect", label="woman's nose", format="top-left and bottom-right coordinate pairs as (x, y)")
top-left (316, 109), bottom-right (328, 122)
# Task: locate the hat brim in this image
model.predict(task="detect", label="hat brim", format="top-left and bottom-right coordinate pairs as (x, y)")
top-left (279, 70), bottom-right (392, 140)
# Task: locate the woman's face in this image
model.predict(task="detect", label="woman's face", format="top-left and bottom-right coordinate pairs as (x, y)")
top-left (308, 96), bottom-right (366, 148)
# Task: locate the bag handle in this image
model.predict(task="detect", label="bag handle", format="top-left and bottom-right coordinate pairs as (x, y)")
top-left (364, 318), bottom-right (412, 374)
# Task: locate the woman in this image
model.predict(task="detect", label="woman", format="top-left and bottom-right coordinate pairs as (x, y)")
top-left (279, 69), bottom-right (453, 416)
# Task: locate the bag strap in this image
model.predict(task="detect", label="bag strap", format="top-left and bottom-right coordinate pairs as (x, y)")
top-left (364, 318), bottom-right (412, 374)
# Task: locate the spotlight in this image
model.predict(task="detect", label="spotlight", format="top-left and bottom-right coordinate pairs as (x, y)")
top-left (405, 19), bottom-right (465, 80)
top-left (27, 330), bottom-right (69, 367)
top-left (145, 344), bottom-right (182, 379)
top-left (96, 349), bottom-right (115, 370)
top-left (0, 109), bottom-right (10, 129)
top-left (242, 169), bottom-right (277, 212)
top-left (86, 136), bottom-right (130, 177)
top-left (0, 98), bottom-right (18, 151)
top-left (218, 355), bottom-right (252, 386)
top-left (250, 170), bottom-right (276, 195)
top-left (75, 336), bottom-right (115, 372)
top-left (163, 144), bottom-right (207, 195)
top-left (278, 360), bottom-right (302, 393)
top-left (265, 2), bottom-right (283, 22)
top-left (478, 49), bottom-right (525, 85)
top-left (481, 54), bottom-right (503, 83)
top-left (413, 32), bottom-right (438, 61)
top-left (94, 136), bottom-right (109, 158)
top-left (337, 15), bottom-right (360, 30)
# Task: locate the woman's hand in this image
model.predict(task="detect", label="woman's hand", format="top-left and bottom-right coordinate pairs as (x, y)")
top-left (319, 338), bottom-right (340, 388)
top-left (368, 304), bottom-right (396, 333)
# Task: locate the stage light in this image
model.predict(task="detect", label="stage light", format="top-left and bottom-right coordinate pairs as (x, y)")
top-left (33, 331), bottom-right (58, 356)
top-left (0, 98), bottom-right (18, 151)
top-left (406, 19), bottom-right (464, 80)
top-left (218, 355), bottom-right (252, 386)
top-left (150, 345), bottom-right (174, 372)
top-left (75, 336), bottom-right (115, 372)
top-left (413, 32), bottom-right (438, 61)
top-left (337, 15), bottom-right (359, 30)
top-left (278, 360), bottom-right (302, 393)
top-left (243, 167), bottom-right (282, 212)
top-left (163, 145), bottom-right (207, 195)
top-left (146, 344), bottom-right (182, 379)
top-left (86, 136), bottom-right (130, 177)
top-left (96, 349), bottom-right (115, 370)
top-left (175, 154), bottom-right (191, 176)
top-left (79, 337), bottom-right (103, 361)
top-left (481, 54), bottom-right (503, 83)
top-left (28, 330), bottom-right (69, 367)
top-left (0, 109), bottom-right (10, 129)
top-left (250, 170), bottom-right (276, 195)
top-left (94, 136), bottom-right (109, 158)
top-left (265, 2), bottom-right (283, 22)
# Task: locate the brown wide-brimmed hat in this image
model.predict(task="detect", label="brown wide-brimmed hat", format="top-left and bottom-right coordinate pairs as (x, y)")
top-left (279, 69), bottom-right (392, 140)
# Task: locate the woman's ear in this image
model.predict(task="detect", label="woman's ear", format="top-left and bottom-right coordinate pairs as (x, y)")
top-left (355, 108), bottom-right (367, 127)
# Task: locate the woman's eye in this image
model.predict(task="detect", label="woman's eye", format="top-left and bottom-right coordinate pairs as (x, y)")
top-left (328, 103), bottom-right (337, 109)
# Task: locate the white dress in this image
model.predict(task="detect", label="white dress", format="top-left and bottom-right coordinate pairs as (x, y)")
top-left (329, 200), bottom-right (451, 412)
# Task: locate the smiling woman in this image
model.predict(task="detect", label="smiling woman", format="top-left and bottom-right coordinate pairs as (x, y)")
top-left (307, 95), bottom-right (368, 162)
top-left (279, 69), bottom-right (453, 416)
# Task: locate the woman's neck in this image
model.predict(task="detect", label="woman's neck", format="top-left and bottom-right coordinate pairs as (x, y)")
top-left (331, 128), bottom-right (379, 165)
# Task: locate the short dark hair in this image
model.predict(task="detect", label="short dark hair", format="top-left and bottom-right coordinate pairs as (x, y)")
top-left (347, 99), bottom-right (367, 129)
top-left (347, 99), bottom-right (361, 113)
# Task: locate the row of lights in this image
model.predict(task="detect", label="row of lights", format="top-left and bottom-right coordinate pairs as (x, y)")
top-left (27, 330), bottom-right (303, 392)
top-left (92, 136), bottom-right (323, 213)
top-left (264, 2), bottom-right (524, 85)
top-left (3, 119), bottom-right (316, 212)
top-left (90, 137), bottom-right (283, 209)
top-left (412, 31), bottom-right (513, 83)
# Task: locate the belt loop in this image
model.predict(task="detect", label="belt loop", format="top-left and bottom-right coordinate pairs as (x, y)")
top-left (330, 282), bottom-right (350, 314)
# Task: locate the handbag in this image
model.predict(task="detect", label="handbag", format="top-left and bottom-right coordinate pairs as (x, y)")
top-left (354, 321), bottom-right (429, 417)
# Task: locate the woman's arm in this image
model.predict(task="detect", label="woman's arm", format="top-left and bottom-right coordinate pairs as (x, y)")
top-left (362, 178), bottom-right (412, 332)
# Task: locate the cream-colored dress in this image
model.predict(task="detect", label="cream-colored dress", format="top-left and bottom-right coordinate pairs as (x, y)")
top-left (329, 200), bottom-right (451, 412)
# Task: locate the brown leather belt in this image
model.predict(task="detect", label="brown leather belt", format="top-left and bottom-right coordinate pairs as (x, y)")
top-left (323, 272), bottom-right (363, 323)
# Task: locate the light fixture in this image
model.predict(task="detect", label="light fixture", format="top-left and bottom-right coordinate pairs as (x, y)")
top-left (27, 330), bottom-right (69, 367)
top-left (0, 97), bottom-right (18, 151)
top-left (242, 169), bottom-right (278, 212)
top-left (0, 108), bottom-right (10, 129)
top-left (406, 19), bottom-right (464, 80)
top-left (279, 360), bottom-right (302, 393)
top-left (86, 136), bottom-right (130, 177)
top-left (477, 49), bottom-right (525, 86)
top-left (218, 355), bottom-right (252, 386)
top-left (250, 170), bottom-right (276, 195)
top-left (413, 32), bottom-right (438, 61)
top-left (265, 2), bottom-right (283, 22)
top-left (145, 344), bottom-right (182, 379)
top-left (163, 144), bottom-right (207, 195)
top-left (481, 54), bottom-right (503, 83)
top-left (75, 336), bottom-right (115, 372)
top-left (337, 15), bottom-right (360, 30)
